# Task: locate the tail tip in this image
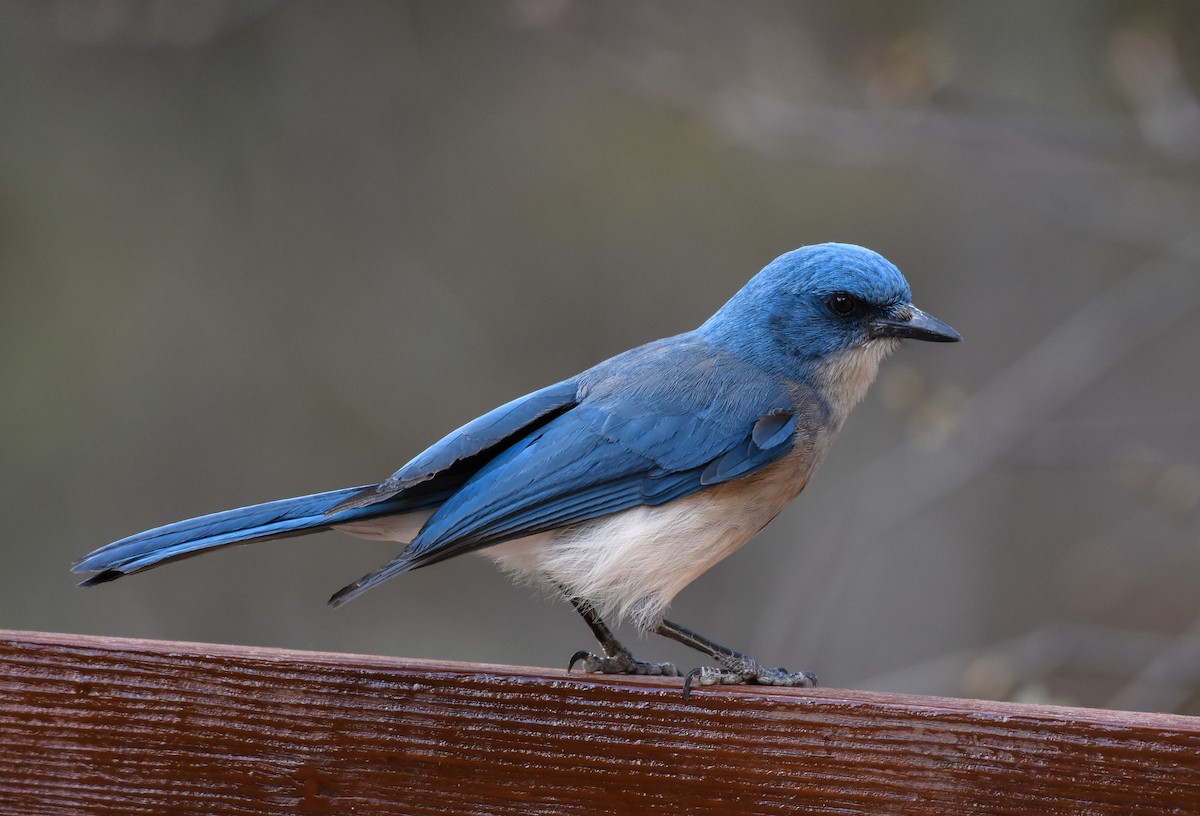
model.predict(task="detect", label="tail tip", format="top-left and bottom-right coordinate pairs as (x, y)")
top-left (327, 584), bottom-right (359, 608)
top-left (77, 569), bottom-right (124, 587)
top-left (328, 553), bottom-right (417, 607)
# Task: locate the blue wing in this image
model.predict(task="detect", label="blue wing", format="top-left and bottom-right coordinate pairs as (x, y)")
top-left (330, 378), bottom-right (580, 512)
top-left (330, 336), bottom-right (805, 605)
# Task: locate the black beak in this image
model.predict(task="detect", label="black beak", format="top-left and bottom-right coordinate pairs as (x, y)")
top-left (870, 305), bottom-right (961, 343)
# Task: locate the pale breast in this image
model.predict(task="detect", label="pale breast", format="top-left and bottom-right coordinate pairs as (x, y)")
top-left (484, 444), bottom-right (819, 630)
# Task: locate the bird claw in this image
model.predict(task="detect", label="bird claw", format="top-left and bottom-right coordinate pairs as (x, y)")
top-left (681, 663), bottom-right (818, 699)
top-left (568, 649), bottom-right (681, 677)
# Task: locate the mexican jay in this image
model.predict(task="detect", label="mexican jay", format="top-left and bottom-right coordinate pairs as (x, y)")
top-left (74, 243), bottom-right (960, 693)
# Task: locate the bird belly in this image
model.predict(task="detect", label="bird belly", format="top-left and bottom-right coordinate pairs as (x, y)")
top-left (484, 451), bottom-right (812, 631)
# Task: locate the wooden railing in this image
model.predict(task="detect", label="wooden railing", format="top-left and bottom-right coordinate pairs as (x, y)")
top-left (1, 629), bottom-right (1197, 815)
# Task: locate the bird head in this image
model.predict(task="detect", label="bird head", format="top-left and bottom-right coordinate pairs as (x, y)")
top-left (699, 243), bottom-right (960, 381)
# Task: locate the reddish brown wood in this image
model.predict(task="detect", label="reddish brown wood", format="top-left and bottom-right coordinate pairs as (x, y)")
top-left (0, 629), bottom-right (1197, 815)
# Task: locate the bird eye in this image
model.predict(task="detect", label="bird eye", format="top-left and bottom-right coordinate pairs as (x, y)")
top-left (826, 292), bottom-right (860, 317)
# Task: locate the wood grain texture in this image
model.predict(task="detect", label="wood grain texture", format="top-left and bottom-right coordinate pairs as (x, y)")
top-left (0, 629), bottom-right (1197, 815)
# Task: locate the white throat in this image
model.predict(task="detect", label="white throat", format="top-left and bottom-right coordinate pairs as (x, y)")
top-left (814, 338), bottom-right (898, 422)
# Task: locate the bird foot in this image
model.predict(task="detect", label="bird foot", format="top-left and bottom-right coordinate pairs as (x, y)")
top-left (682, 660), bottom-right (818, 698)
top-left (568, 649), bottom-right (681, 677)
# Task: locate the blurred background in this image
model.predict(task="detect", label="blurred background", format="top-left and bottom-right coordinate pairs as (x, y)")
top-left (3, 0), bottom-right (1199, 715)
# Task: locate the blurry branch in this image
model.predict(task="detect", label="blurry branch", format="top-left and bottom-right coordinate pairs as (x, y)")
top-left (51, 0), bottom-right (281, 46)
top-left (569, 14), bottom-right (1200, 250)
top-left (1111, 17), bottom-right (1200, 163)
top-left (715, 96), bottom-right (1200, 254)
top-left (970, 415), bottom-right (1200, 523)
top-left (1107, 611), bottom-right (1200, 713)
top-left (761, 230), bottom-right (1200, 656)
top-left (857, 622), bottom-right (1187, 707)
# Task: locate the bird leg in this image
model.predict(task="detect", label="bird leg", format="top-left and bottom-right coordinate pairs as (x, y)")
top-left (565, 597), bottom-right (816, 694)
top-left (567, 597), bottom-right (681, 677)
top-left (654, 618), bottom-right (818, 698)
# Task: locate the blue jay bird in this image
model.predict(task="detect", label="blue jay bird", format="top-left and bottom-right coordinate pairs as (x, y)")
top-left (74, 243), bottom-right (959, 693)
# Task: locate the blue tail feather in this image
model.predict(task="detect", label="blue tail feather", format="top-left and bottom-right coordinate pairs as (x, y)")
top-left (73, 485), bottom-right (428, 585)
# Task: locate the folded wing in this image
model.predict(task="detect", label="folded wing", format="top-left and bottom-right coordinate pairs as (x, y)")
top-left (330, 339), bottom-right (800, 605)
